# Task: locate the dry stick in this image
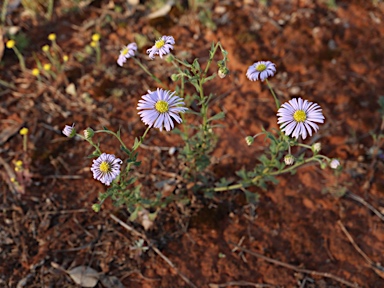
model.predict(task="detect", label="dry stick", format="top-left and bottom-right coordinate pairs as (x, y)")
top-left (109, 214), bottom-right (197, 288)
top-left (345, 191), bottom-right (384, 222)
top-left (209, 280), bottom-right (276, 287)
top-left (229, 242), bottom-right (359, 288)
top-left (337, 221), bottom-right (384, 277)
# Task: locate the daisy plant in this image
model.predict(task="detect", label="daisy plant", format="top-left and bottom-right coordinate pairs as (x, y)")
top-left (62, 86), bottom-right (188, 217)
top-left (212, 61), bottom-right (340, 203)
top-left (61, 32), bottom-right (341, 217)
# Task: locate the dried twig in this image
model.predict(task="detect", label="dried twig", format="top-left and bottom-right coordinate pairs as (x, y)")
top-left (209, 281), bottom-right (276, 287)
top-left (337, 221), bottom-right (384, 279)
top-left (345, 191), bottom-right (384, 222)
top-left (109, 214), bottom-right (197, 288)
top-left (229, 241), bottom-right (359, 288)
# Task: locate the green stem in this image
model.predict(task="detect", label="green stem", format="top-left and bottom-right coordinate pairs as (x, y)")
top-left (1, 0), bottom-right (9, 24)
top-left (95, 45), bottom-right (101, 66)
top-left (141, 126), bottom-right (151, 143)
top-left (0, 78), bottom-right (16, 89)
top-left (172, 56), bottom-right (192, 68)
top-left (133, 57), bottom-right (163, 85)
top-left (12, 47), bottom-right (26, 72)
top-left (213, 156), bottom-right (321, 192)
top-left (94, 130), bottom-right (128, 151)
top-left (265, 79), bottom-right (280, 109)
top-left (46, 0), bottom-right (54, 20)
top-left (23, 134), bottom-right (28, 152)
top-left (203, 42), bottom-right (220, 77)
top-left (77, 134), bottom-right (102, 154)
top-left (296, 143), bottom-right (312, 150)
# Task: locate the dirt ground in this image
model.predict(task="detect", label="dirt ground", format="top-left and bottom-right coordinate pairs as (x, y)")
top-left (1, 0), bottom-right (384, 287)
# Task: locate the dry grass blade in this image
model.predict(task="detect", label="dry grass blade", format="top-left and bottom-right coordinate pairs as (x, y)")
top-left (110, 213), bottom-right (197, 288)
top-left (209, 281), bottom-right (276, 287)
top-left (345, 191), bottom-right (384, 222)
top-left (229, 242), bottom-right (359, 288)
top-left (338, 221), bottom-right (384, 279)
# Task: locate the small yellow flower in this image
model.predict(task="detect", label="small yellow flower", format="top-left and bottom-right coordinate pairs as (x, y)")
top-left (15, 160), bottom-right (23, 167)
top-left (10, 177), bottom-right (16, 183)
top-left (19, 127), bottom-right (29, 135)
top-left (90, 41), bottom-right (97, 48)
top-left (6, 40), bottom-right (15, 49)
top-left (43, 63), bottom-right (51, 71)
top-left (48, 33), bottom-right (56, 41)
top-left (42, 45), bottom-right (50, 52)
top-left (63, 55), bottom-right (69, 62)
top-left (92, 33), bottom-right (101, 42)
top-left (32, 68), bottom-right (40, 76)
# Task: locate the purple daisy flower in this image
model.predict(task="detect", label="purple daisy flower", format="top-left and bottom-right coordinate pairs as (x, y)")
top-left (62, 124), bottom-right (76, 138)
top-left (246, 61), bottom-right (276, 81)
top-left (146, 36), bottom-right (175, 60)
top-left (137, 88), bottom-right (187, 131)
top-left (91, 153), bottom-right (123, 186)
top-left (277, 98), bottom-right (325, 140)
top-left (117, 43), bottom-right (137, 66)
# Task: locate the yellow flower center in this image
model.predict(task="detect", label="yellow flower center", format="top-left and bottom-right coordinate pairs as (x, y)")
top-left (293, 110), bottom-right (307, 122)
top-left (43, 64), bottom-right (51, 71)
top-left (48, 33), bottom-right (56, 41)
top-left (155, 100), bottom-right (169, 113)
top-left (256, 63), bottom-right (267, 72)
top-left (32, 68), bottom-right (40, 76)
top-left (121, 47), bottom-right (128, 55)
top-left (99, 161), bottom-right (110, 173)
top-left (19, 127), bottom-right (29, 135)
top-left (92, 33), bottom-right (100, 42)
top-left (155, 39), bottom-right (165, 49)
top-left (6, 40), bottom-right (15, 49)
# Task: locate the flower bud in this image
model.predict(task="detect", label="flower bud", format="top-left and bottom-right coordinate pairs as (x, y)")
top-left (165, 54), bottom-right (174, 63)
top-left (84, 128), bottom-right (94, 140)
top-left (62, 124), bottom-right (76, 138)
top-left (171, 74), bottom-right (179, 81)
top-left (245, 136), bottom-right (254, 146)
top-left (284, 154), bottom-right (295, 165)
top-left (218, 67), bottom-right (229, 79)
top-left (312, 142), bottom-right (321, 153)
top-left (330, 159), bottom-right (340, 169)
top-left (92, 204), bottom-right (100, 212)
top-left (320, 161), bottom-right (327, 169)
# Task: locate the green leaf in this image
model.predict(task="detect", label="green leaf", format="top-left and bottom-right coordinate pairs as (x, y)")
top-left (201, 73), bottom-right (217, 84)
top-left (243, 189), bottom-right (259, 204)
top-left (379, 96), bottom-right (384, 116)
top-left (192, 58), bottom-right (201, 73)
top-left (129, 206), bottom-right (140, 221)
top-left (132, 137), bottom-right (141, 150)
top-left (207, 111), bottom-right (225, 122)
